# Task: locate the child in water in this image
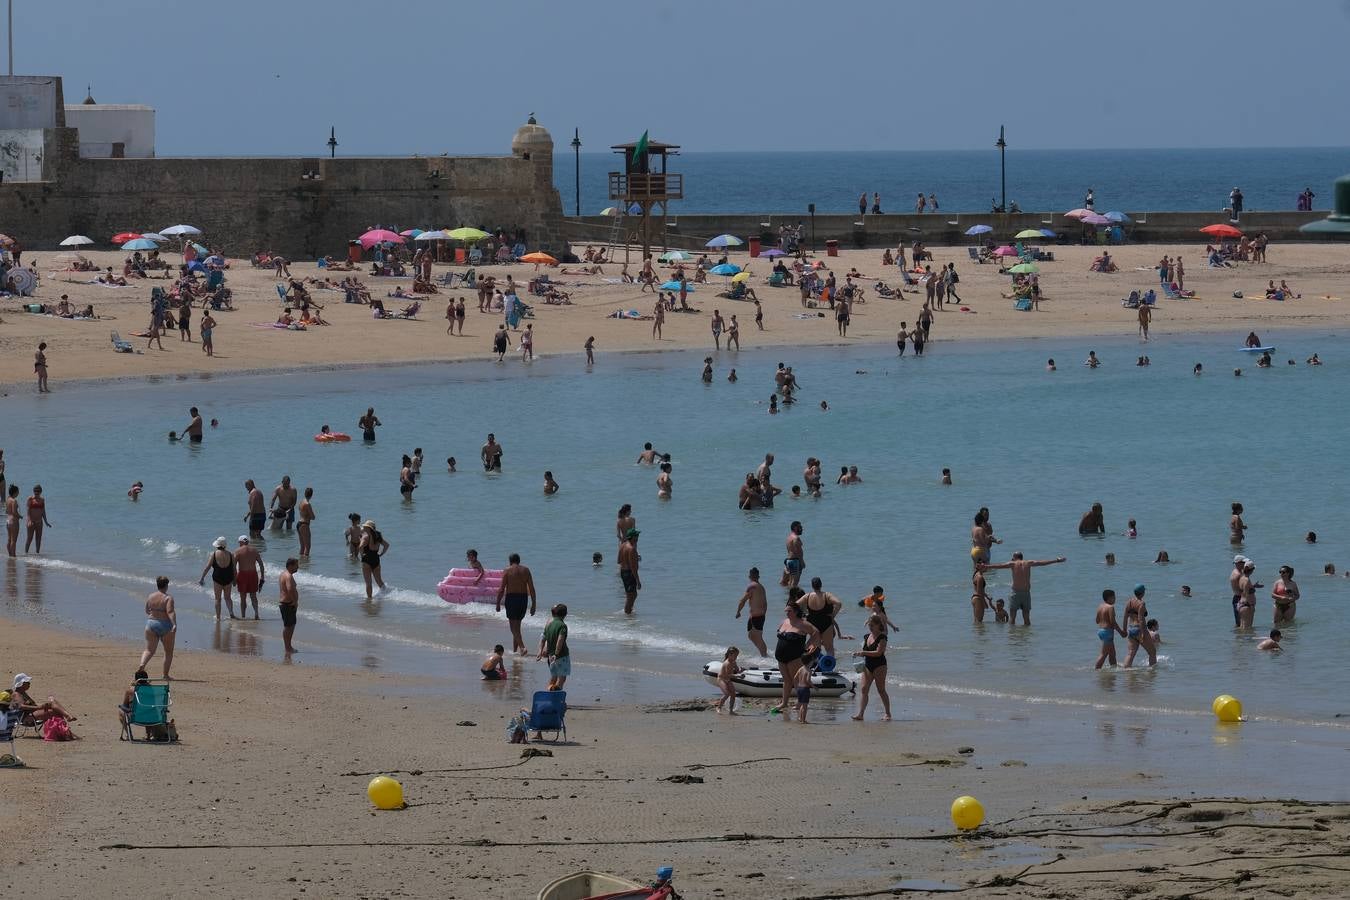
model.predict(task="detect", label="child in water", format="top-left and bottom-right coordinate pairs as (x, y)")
top-left (127, 481), bottom-right (143, 501)
top-left (1126, 519), bottom-right (1138, 538)
top-left (714, 646), bottom-right (741, 715)
top-left (1146, 618), bottom-right (1161, 644)
top-left (168, 431), bottom-right (179, 442)
top-left (993, 599), bottom-right (1009, 623)
top-left (481, 644), bottom-right (507, 680)
top-left (446, 457), bottom-right (457, 473)
top-left (1258, 629), bottom-right (1282, 651)
top-left (592, 552), bottom-right (603, 567)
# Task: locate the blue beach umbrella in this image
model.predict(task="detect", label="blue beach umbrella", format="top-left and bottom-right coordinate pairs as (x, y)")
top-left (1104, 211), bottom-right (1131, 223)
top-left (706, 234), bottom-right (743, 248)
top-left (659, 280), bottom-right (693, 292)
top-left (121, 238), bottom-right (160, 250)
top-left (964, 224), bottom-right (993, 235)
top-left (1039, 228), bottom-right (1057, 238)
top-left (759, 248), bottom-right (786, 258)
top-left (709, 263), bottom-right (741, 275)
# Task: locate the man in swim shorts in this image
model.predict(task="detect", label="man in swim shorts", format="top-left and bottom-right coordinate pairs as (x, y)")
top-left (183, 407), bottom-right (204, 443)
top-left (978, 551), bottom-right (1066, 626)
top-left (278, 557), bottom-right (299, 654)
top-left (1094, 589), bottom-right (1125, 669)
top-left (243, 480), bottom-right (266, 535)
top-left (481, 433), bottom-right (503, 472)
top-left (782, 521), bottom-right (805, 589)
top-left (234, 536), bottom-right (265, 620)
top-left (735, 566), bottom-right (769, 656)
top-left (270, 475), bottom-right (298, 530)
top-left (495, 553), bottom-right (536, 654)
top-left (618, 529), bottom-right (641, 614)
top-left (538, 603), bottom-right (570, 691)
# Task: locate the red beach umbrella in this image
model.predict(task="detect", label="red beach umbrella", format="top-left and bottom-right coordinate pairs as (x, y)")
top-left (358, 229), bottom-right (406, 248)
top-left (1200, 223), bottom-right (1242, 239)
top-left (112, 231), bottom-right (143, 244)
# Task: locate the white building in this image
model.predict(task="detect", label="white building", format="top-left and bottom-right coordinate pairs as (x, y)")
top-left (64, 90), bottom-right (155, 158)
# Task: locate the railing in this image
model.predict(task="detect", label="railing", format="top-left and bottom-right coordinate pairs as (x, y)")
top-left (608, 171), bottom-right (683, 201)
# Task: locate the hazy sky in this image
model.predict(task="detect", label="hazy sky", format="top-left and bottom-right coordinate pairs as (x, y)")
top-left (26, 0), bottom-right (1350, 156)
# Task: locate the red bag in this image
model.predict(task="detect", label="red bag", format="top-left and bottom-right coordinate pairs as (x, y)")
top-left (41, 716), bottom-right (73, 742)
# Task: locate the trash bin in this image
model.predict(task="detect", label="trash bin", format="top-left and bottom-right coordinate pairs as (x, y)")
top-left (748, 236), bottom-right (761, 258)
top-left (347, 240), bottom-right (362, 264)
top-left (825, 239), bottom-right (839, 257)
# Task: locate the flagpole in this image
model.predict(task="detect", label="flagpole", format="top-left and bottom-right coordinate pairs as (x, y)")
top-left (8, 0), bottom-right (13, 76)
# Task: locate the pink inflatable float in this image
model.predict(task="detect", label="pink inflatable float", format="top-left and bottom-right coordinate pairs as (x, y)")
top-left (437, 567), bottom-right (504, 604)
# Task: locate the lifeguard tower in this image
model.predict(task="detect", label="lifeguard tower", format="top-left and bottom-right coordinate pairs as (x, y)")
top-left (608, 135), bottom-right (682, 261)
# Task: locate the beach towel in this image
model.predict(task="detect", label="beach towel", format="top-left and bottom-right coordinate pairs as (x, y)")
top-left (793, 312), bottom-right (825, 319)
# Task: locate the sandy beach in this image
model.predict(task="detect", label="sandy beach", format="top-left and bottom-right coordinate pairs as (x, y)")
top-left (3, 615), bottom-right (1348, 900)
top-left (4, 241), bottom-right (1348, 388)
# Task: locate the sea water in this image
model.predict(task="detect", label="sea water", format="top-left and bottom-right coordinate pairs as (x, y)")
top-left (556, 147), bottom-right (1349, 216)
top-left (3, 332), bottom-right (1349, 732)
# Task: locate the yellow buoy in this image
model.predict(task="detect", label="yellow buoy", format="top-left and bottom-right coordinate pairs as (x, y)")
top-left (1214, 696), bottom-right (1243, 723)
top-left (1211, 694), bottom-right (1233, 715)
top-left (367, 775), bottom-right (405, 810)
top-left (951, 795), bottom-right (985, 831)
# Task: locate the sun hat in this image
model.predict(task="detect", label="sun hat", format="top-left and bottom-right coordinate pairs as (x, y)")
top-left (12, 673), bottom-right (31, 690)
top-left (214, 536), bottom-right (227, 549)
top-left (1233, 555), bottom-right (1246, 564)
top-left (238, 535), bottom-right (249, 544)
top-left (363, 520), bottom-right (377, 530)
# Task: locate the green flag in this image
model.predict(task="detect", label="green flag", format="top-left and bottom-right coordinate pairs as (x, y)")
top-left (631, 130), bottom-right (649, 170)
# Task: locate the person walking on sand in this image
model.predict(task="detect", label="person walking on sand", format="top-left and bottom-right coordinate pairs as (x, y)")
top-left (140, 576), bottom-right (178, 680)
top-left (1094, 589), bottom-right (1125, 669)
top-left (728, 314), bottom-right (740, 350)
top-left (278, 557), bottom-right (300, 654)
top-left (652, 297), bottom-right (665, 339)
top-left (978, 551), bottom-right (1066, 626)
top-left (199, 537), bottom-right (237, 619)
top-left (495, 553), bottom-right (537, 654)
top-left (24, 485), bottom-right (51, 554)
top-left (711, 309), bottom-right (724, 350)
top-left (243, 479), bottom-right (266, 536)
top-left (851, 615), bottom-right (892, 721)
top-left (538, 603), bottom-right (570, 690)
top-left (754, 299), bottom-right (764, 331)
top-left (234, 535), bottom-right (265, 620)
top-left (735, 566), bottom-right (770, 656)
top-left (199, 312), bottom-right (216, 356)
top-left (1138, 303), bottom-right (1152, 341)
top-left (297, 487), bottom-right (315, 557)
top-left (618, 528), bottom-right (642, 614)
top-left (358, 520), bottom-right (389, 600)
top-left (714, 646), bottom-right (741, 714)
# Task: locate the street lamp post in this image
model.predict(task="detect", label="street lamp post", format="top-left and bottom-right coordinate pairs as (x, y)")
top-left (570, 128), bottom-right (582, 218)
top-left (808, 203), bottom-right (816, 252)
top-left (995, 125), bottom-right (1007, 213)
top-left (327, 126), bottom-right (338, 158)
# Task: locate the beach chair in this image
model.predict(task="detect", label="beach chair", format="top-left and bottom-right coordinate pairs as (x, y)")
top-left (767, 272), bottom-right (786, 287)
top-left (395, 301), bottom-right (421, 319)
top-left (1013, 298), bottom-right (1033, 311)
top-left (1122, 290), bottom-right (1141, 309)
top-left (110, 331), bottom-right (134, 353)
top-left (1142, 289), bottom-right (1157, 306)
top-left (0, 706), bottom-right (24, 767)
top-left (276, 283), bottom-right (288, 302)
top-left (120, 682), bottom-right (177, 743)
top-left (468, 248), bottom-right (483, 266)
top-left (316, 258), bottom-right (327, 269)
top-left (967, 246), bottom-right (982, 263)
top-left (529, 690), bottom-right (567, 743)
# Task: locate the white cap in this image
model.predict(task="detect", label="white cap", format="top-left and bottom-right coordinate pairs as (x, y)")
top-left (238, 535), bottom-right (249, 544)
top-left (1233, 555), bottom-right (1246, 564)
top-left (214, 536), bottom-right (227, 549)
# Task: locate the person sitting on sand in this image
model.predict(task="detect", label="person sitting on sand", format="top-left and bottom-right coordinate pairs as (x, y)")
top-left (11, 673), bottom-right (77, 728)
top-left (881, 248), bottom-right (894, 266)
top-left (98, 266), bottom-right (128, 286)
top-left (277, 308), bottom-right (296, 326)
top-left (1089, 251), bottom-right (1117, 273)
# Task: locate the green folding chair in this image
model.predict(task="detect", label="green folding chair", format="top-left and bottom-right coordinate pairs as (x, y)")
top-left (121, 683), bottom-right (177, 743)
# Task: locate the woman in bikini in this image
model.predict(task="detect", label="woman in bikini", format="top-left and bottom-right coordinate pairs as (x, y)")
top-left (1271, 565), bottom-right (1299, 625)
top-left (24, 484), bottom-right (51, 553)
top-left (34, 342), bottom-right (49, 393)
top-left (140, 576), bottom-right (178, 680)
top-left (771, 602), bottom-right (820, 717)
top-left (198, 537), bottom-right (237, 619)
top-left (851, 615), bottom-right (892, 721)
top-left (1230, 502), bottom-right (1247, 545)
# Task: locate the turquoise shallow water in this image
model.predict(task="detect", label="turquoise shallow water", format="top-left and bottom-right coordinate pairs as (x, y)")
top-left (3, 331), bottom-right (1350, 733)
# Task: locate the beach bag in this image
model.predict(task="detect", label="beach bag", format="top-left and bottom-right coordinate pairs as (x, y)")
top-left (42, 715), bottom-right (73, 742)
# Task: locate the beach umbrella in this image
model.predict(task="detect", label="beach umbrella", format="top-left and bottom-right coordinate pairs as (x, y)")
top-left (121, 238), bottom-right (160, 250)
top-left (1008, 262), bottom-right (1039, 274)
top-left (1200, 223), bottom-right (1242, 238)
top-left (520, 252), bottom-right (557, 265)
top-left (161, 224), bottom-right (202, 236)
top-left (1013, 229), bottom-right (1044, 239)
top-left (0, 233), bottom-right (14, 248)
top-left (1104, 211), bottom-right (1131, 223)
top-left (709, 263), bottom-right (741, 275)
top-left (599, 207), bottom-right (620, 216)
top-left (731, 271), bottom-right (751, 283)
top-left (658, 250), bottom-right (688, 262)
top-left (1063, 208), bottom-right (1093, 219)
top-left (400, 228), bottom-right (424, 237)
top-left (1039, 228), bottom-right (1057, 238)
top-left (60, 235), bottom-right (95, 246)
top-left (1081, 213), bottom-right (1111, 225)
top-left (446, 227), bottom-right (490, 242)
top-left (111, 231), bottom-right (143, 244)
top-left (992, 245), bottom-right (1018, 257)
top-left (413, 229), bottom-right (449, 241)
top-left (964, 224), bottom-right (993, 236)
top-left (141, 232), bottom-right (169, 242)
top-left (659, 280), bottom-right (693, 292)
top-left (759, 248), bottom-right (786, 258)
top-left (189, 242), bottom-right (209, 256)
top-left (358, 228), bottom-right (405, 247)
top-left (705, 234), bottom-right (744, 248)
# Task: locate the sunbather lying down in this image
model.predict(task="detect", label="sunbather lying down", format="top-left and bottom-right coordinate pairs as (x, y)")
top-left (608, 309), bottom-right (652, 320)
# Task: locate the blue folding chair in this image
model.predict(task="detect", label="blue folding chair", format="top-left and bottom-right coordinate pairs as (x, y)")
top-left (120, 682), bottom-right (177, 743)
top-left (529, 690), bottom-right (567, 743)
